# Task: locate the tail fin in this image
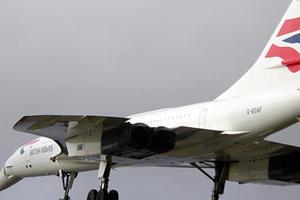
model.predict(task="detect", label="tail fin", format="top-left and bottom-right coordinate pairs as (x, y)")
top-left (217, 0), bottom-right (300, 100)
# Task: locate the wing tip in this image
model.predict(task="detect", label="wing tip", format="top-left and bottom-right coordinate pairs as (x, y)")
top-left (13, 116), bottom-right (28, 131)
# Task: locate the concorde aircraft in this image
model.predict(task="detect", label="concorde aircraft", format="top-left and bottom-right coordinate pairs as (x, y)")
top-left (1, 0), bottom-right (300, 200)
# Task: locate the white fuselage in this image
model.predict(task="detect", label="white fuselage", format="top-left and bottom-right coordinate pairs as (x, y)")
top-left (130, 89), bottom-right (300, 135)
top-left (4, 137), bottom-right (98, 178)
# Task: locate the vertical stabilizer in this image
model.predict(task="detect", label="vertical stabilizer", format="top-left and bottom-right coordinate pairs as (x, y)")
top-left (217, 0), bottom-right (300, 100)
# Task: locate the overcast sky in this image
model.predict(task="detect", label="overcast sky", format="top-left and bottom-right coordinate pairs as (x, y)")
top-left (1, 0), bottom-right (300, 199)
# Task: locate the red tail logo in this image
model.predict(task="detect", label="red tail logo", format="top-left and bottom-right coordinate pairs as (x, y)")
top-left (266, 17), bottom-right (300, 73)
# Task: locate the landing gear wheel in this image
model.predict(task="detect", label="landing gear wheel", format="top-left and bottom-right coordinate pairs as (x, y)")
top-left (98, 189), bottom-right (108, 200)
top-left (108, 190), bottom-right (119, 200)
top-left (96, 156), bottom-right (119, 200)
top-left (87, 189), bottom-right (99, 200)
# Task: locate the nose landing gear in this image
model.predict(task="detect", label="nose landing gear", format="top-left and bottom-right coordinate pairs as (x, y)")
top-left (59, 170), bottom-right (78, 200)
top-left (87, 156), bottom-right (119, 200)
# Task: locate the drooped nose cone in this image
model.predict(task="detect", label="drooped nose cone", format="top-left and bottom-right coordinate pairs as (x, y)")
top-left (0, 168), bottom-right (22, 191)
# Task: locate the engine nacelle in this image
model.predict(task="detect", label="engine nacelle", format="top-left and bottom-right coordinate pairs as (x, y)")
top-left (228, 152), bottom-right (300, 185)
top-left (101, 123), bottom-right (176, 159)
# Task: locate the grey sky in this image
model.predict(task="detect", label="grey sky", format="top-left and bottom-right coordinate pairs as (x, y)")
top-left (1, 0), bottom-right (300, 199)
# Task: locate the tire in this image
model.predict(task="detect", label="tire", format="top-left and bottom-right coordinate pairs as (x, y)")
top-left (98, 189), bottom-right (108, 200)
top-left (108, 190), bottom-right (119, 200)
top-left (87, 189), bottom-right (98, 200)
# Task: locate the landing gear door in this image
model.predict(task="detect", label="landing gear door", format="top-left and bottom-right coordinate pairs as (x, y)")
top-left (199, 109), bottom-right (208, 128)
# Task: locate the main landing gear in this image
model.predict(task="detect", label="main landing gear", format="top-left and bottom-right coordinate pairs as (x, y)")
top-left (59, 170), bottom-right (78, 200)
top-left (191, 162), bottom-right (229, 200)
top-left (87, 156), bottom-right (119, 200)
